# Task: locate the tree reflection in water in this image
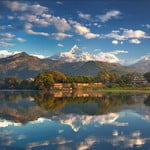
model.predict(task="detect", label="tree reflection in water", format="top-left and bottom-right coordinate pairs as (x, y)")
top-left (0, 91), bottom-right (150, 149)
top-left (0, 90), bottom-right (149, 124)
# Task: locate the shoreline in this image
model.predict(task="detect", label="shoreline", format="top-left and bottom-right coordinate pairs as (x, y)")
top-left (0, 88), bottom-right (150, 93)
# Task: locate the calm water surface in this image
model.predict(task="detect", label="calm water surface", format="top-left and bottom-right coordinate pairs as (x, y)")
top-left (0, 91), bottom-right (150, 150)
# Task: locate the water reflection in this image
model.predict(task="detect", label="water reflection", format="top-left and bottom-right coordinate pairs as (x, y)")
top-left (0, 91), bottom-right (150, 149)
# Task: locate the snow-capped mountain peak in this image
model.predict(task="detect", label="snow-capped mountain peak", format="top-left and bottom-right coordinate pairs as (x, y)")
top-left (131, 54), bottom-right (150, 72)
top-left (143, 55), bottom-right (150, 61)
top-left (51, 45), bottom-right (90, 62)
top-left (50, 45), bottom-right (127, 63)
top-left (69, 45), bottom-right (80, 54)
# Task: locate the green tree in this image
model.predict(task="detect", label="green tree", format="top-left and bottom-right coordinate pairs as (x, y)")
top-left (34, 72), bottom-right (55, 90)
top-left (49, 70), bottom-right (67, 83)
top-left (144, 72), bottom-right (150, 82)
top-left (118, 73), bottom-right (135, 85)
top-left (124, 73), bottom-right (135, 84)
top-left (109, 72), bottom-right (120, 83)
top-left (4, 77), bottom-right (20, 89)
top-left (98, 70), bottom-right (110, 83)
top-left (20, 80), bottom-right (35, 89)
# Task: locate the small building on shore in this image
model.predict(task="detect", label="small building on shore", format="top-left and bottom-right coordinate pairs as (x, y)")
top-left (27, 77), bottom-right (35, 82)
top-left (53, 83), bottom-right (72, 90)
top-left (131, 76), bottom-right (147, 85)
top-left (53, 82), bottom-right (103, 90)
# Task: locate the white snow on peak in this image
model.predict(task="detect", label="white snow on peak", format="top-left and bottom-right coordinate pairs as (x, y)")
top-left (51, 45), bottom-right (127, 63)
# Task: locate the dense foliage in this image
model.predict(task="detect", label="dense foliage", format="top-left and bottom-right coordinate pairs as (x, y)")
top-left (34, 72), bottom-right (54, 90)
top-left (0, 77), bottom-right (35, 89)
top-left (144, 72), bottom-right (150, 82)
top-left (0, 70), bottom-right (149, 90)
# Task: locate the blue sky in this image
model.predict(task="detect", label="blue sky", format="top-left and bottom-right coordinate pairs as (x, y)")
top-left (0, 0), bottom-right (150, 64)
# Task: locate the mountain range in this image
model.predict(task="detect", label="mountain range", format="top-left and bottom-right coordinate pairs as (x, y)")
top-left (51, 45), bottom-right (123, 63)
top-left (0, 45), bottom-right (149, 79)
top-left (130, 55), bottom-right (150, 72)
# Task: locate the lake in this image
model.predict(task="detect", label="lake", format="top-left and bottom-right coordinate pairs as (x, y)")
top-left (0, 90), bottom-right (150, 150)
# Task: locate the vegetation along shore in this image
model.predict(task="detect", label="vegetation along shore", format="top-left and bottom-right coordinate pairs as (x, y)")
top-left (0, 70), bottom-right (150, 91)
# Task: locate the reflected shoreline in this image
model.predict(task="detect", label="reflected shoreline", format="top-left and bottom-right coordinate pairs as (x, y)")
top-left (0, 90), bottom-right (149, 124)
top-left (0, 91), bottom-right (150, 149)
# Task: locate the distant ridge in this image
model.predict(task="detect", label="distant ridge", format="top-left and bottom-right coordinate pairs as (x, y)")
top-left (130, 55), bottom-right (150, 72)
top-left (0, 52), bottom-right (64, 79)
top-left (0, 52), bottom-right (137, 79)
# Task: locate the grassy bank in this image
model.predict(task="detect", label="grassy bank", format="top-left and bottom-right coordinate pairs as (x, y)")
top-left (83, 83), bottom-right (150, 92)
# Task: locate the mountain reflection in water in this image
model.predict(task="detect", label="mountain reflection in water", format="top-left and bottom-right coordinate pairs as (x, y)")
top-left (0, 90), bottom-right (150, 150)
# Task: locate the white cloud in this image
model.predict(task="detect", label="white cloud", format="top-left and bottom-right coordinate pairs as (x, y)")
top-left (93, 48), bottom-right (127, 63)
top-left (26, 29), bottom-right (49, 36)
top-left (105, 30), bottom-right (125, 40)
top-left (5, 1), bottom-right (71, 32)
top-left (73, 22), bottom-right (90, 34)
top-left (70, 21), bottom-right (100, 39)
top-left (20, 14), bottom-right (71, 32)
top-left (4, 1), bottom-right (48, 15)
top-left (0, 50), bottom-right (19, 58)
top-left (129, 39), bottom-right (141, 44)
top-left (112, 40), bottom-right (119, 45)
top-left (19, 15), bottom-right (49, 27)
top-left (94, 51), bottom-right (126, 63)
top-left (0, 25), bottom-right (13, 30)
top-left (51, 32), bottom-right (73, 40)
top-left (1, 33), bottom-right (15, 39)
top-left (0, 41), bottom-right (14, 47)
top-left (7, 16), bottom-right (15, 20)
top-left (0, 32), bottom-right (15, 46)
top-left (48, 16), bottom-right (71, 32)
top-left (109, 50), bottom-right (128, 55)
top-left (78, 12), bottom-right (91, 20)
top-left (31, 54), bottom-right (47, 59)
top-left (24, 23), bottom-right (49, 36)
top-left (56, 1), bottom-right (63, 5)
top-left (57, 43), bottom-right (64, 47)
top-left (93, 23), bottom-right (101, 28)
top-left (84, 32), bottom-right (100, 39)
top-left (16, 37), bottom-right (26, 42)
top-left (123, 29), bottom-right (148, 38)
top-left (97, 10), bottom-right (121, 22)
top-left (142, 24), bottom-right (150, 29)
top-left (105, 29), bottom-right (150, 41)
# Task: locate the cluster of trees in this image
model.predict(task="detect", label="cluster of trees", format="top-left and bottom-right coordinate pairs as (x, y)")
top-left (97, 70), bottom-right (135, 85)
top-left (144, 72), bottom-right (150, 83)
top-left (34, 92), bottom-right (136, 111)
top-left (34, 70), bottom-right (150, 90)
top-left (0, 77), bottom-right (35, 89)
top-left (34, 70), bottom-right (66, 90)
top-left (0, 70), bottom-right (150, 90)
top-left (66, 75), bottom-right (96, 83)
